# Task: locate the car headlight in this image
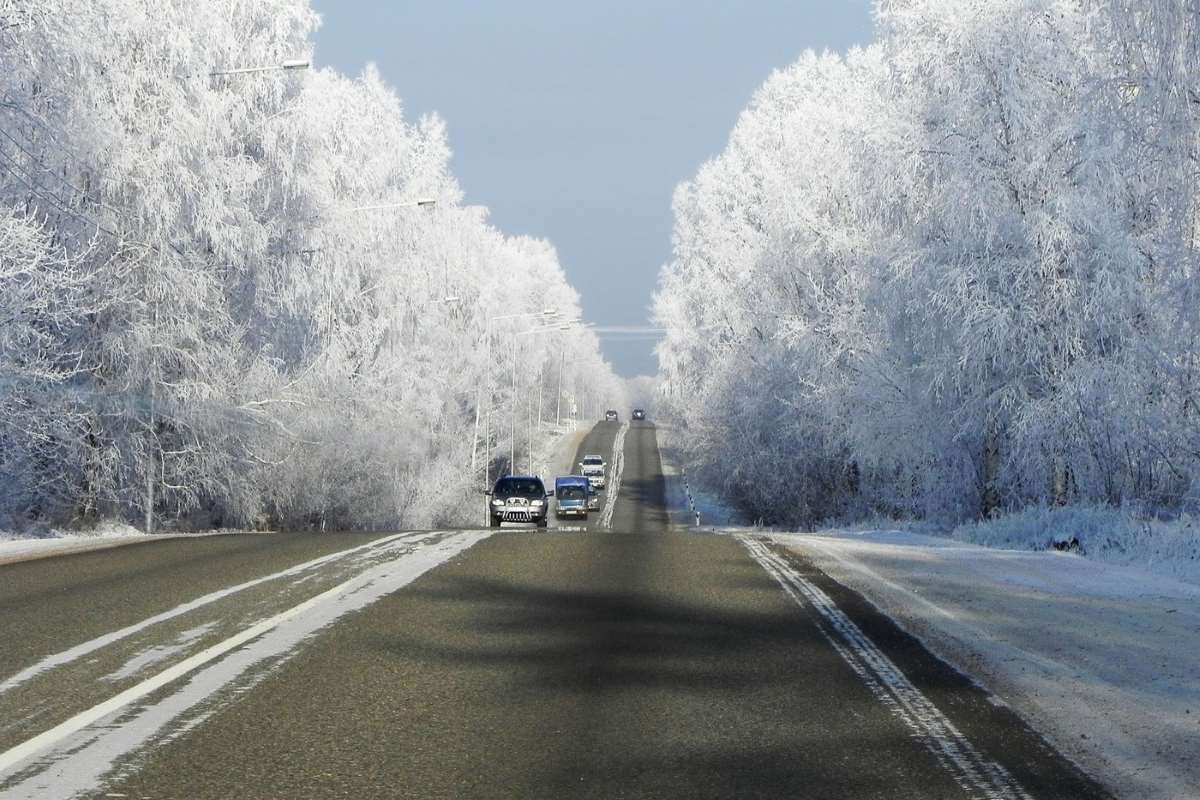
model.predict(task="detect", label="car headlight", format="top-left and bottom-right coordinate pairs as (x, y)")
top-left (531, 500), bottom-right (544, 508)
top-left (491, 498), bottom-right (503, 506)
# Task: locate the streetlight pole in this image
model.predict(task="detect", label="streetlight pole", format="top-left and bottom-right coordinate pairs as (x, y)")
top-left (511, 320), bottom-right (576, 476)
top-left (529, 366), bottom-right (536, 474)
top-left (556, 348), bottom-right (565, 429)
top-left (510, 339), bottom-right (517, 474)
top-left (474, 309), bottom-right (559, 488)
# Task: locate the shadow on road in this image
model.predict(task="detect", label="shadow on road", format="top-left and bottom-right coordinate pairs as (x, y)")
top-left (351, 531), bottom-right (984, 799)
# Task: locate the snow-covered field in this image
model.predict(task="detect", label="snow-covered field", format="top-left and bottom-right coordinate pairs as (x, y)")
top-left (772, 529), bottom-right (1200, 800)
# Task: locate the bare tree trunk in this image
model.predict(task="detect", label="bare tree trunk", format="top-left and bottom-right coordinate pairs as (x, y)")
top-left (1051, 456), bottom-right (1072, 506)
top-left (981, 421), bottom-right (1003, 519)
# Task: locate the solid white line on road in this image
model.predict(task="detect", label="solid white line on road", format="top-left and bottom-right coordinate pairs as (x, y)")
top-left (739, 535), bottom-right (1034, 800)
top-left (600, 422), bottom-right (629, 529)
top-left (0, 531), bottom-right (425, 696)
top-left (0, 531), bottom-right (489, 795)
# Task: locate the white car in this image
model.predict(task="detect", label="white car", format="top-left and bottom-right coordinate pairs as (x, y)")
top-left (579, 454), bottom-right (606, 489)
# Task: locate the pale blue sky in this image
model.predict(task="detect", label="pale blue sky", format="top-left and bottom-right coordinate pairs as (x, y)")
top-left (310, 1), bottom-right (875, 376)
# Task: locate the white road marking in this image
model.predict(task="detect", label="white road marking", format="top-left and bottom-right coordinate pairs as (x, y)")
top-left (0, 531), bottom-right (489, 796)
top-left (0, 531), bottom-right (423, 696)
top-left (600, 422), bottom-right (629, 529)
top-left (739, 535), bottom-right (1033, 800)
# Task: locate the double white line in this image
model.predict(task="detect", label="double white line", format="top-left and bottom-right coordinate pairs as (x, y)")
top-left (599, 423), bottom-right (629, 529)
top-left (0, 531), bottom-right (487, 792)
top-left (0, 532), bottom-right (421, 696)
top-left (739, 535), bottom-right (1033, 800)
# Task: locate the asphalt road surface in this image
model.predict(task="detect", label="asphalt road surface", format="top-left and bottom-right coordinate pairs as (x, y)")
top-left (0, 420), bottom-right (1112, 799)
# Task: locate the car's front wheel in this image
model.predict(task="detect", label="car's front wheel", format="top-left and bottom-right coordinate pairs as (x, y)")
top-left (489, 516), bottom-right (501, 528)
top-left (536, 517), bottom-right (548, 528)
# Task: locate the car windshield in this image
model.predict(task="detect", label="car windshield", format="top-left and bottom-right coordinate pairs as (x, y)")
top-left (582, 457), bottom-right (602, 465)
top-left (558, 486), bottom-right (586, 501)
top-left (493, 478), bottom-right (543, 496)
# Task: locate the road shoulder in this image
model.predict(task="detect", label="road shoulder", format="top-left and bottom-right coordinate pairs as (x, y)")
top-left (0, 530), bottom-right (259, 567)
top-left (774, 529), bottom-right (1200, 800)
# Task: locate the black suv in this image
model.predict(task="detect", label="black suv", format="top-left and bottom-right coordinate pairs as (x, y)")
top-left (632, 408), bottom-right (646, 421)
top-left (489, 475), bottom-right (550, 528)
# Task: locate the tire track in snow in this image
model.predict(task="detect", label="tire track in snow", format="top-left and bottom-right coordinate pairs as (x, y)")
top-left (739, 535), bottom-right (1033, 800)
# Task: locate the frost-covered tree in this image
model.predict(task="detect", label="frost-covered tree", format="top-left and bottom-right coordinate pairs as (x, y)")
top-left (656, 0), bottom-right (1200, 527)
top-left (0, 0), bottom-right (622, 531)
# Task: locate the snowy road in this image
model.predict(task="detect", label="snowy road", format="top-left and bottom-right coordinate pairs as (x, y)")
top-left (0, 422), bottom-right (1110, 798)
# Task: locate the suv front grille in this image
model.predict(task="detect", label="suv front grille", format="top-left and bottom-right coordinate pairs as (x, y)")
top-left (503, 511), bottom-right (532, 522)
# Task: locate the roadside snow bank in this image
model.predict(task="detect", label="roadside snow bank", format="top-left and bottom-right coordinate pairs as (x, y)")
top-left (953, 506), bottom-right (1200, 588)
top-left (0, 521), bottom-right (146, 564)
top-left (0, 522), bottom-right (243, 565)
top-left (774, 529), bottom-right (1200, 800)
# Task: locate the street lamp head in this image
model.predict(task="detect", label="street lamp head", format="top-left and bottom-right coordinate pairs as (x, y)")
top-left (339, 199), bottom-right (439, 213)
top-left (210, 59), bottom-right (311, 77)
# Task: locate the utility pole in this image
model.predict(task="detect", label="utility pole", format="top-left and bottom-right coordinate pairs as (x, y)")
top-left (537, 365), bottom-right (544, 435)
top-left (556, 348), bottom-right (565, 428)
top-left (471, 315), bottom-right (491, 481)
top-left (510, 340), bottom-right (517, 475)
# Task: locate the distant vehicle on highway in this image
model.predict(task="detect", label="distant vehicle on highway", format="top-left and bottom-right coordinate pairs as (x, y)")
top-left (554, 476), bottom-right (590, 519)
top-left (632, 408), bottom-right (646, 421)
top-left (605, 409), bottom-right (619, 422)
top-left (488, 475), bottom-right (550, 528)
top-left (579, 454), bottom-right (607, 489)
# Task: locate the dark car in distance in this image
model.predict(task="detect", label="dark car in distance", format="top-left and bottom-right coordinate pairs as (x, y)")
top-left (632, 408), bottom-right (646, 421)
top-left (605, 409), bottom-right (619, 422)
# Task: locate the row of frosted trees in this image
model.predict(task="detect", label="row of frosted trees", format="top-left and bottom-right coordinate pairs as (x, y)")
top-left (0, 0), bottom-right (624, 531)
top-left (655, 0), bottom-right (1200, 527)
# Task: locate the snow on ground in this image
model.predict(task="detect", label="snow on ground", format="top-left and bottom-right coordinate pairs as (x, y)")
top-left (0, 522), bottom-right (248, 565)
top-left (770, 528), bottom-right (1200, 800)
top-left (952, 505), bottom-right (1200, 588)
top-left (1, 522), bottom-right (179, 565)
